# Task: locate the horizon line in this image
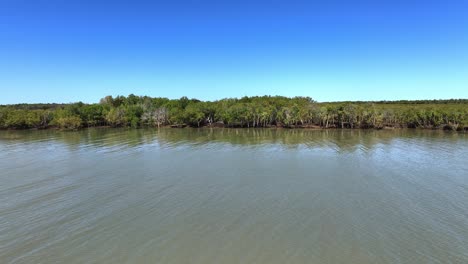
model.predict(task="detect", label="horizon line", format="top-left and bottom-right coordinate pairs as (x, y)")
top-left (1, 95), bottom-right (467, 106)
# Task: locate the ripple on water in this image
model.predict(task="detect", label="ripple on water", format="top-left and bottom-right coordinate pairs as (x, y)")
top-left (0, 128), bottom-right (467, 264)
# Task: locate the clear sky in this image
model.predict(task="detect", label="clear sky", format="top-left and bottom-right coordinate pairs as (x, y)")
top-left (1, 0), bottom-right (467, 104)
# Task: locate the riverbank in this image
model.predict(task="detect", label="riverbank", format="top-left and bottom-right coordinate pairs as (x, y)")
top-left (1, 123), bottom-right (466, 132)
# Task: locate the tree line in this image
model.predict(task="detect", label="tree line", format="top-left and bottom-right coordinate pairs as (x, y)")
top-left (0, 95), bottom-right (467, 130)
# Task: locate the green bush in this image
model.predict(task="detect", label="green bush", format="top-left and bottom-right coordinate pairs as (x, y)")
top-left (54, 116), bottom-right (82, 130)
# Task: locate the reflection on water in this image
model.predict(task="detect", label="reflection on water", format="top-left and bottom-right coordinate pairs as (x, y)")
top-left (0, 128), bottom-right (467, 264)
top-left (1, 127), bottom-right (465, 151)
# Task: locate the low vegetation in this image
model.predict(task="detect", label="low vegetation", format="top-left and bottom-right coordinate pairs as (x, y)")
top-left (0, 95), bottom-right (466, 130)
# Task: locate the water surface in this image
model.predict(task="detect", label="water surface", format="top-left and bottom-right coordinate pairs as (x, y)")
top-left (1, 128), bottom-right (467, 263)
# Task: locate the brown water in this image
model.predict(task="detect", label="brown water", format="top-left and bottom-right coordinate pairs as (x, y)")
top-left (0, 128), bottom-right (467, 263)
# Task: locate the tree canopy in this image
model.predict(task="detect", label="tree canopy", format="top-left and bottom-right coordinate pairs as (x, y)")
top-left (1, 95), bottom-right (467, 130)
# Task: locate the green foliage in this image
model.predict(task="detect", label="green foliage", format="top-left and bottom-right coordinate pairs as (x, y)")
top-left (1, 95), bottom-right (467, 130)
top-left (53, 116), bottom-right (82, 130)
top-left (79, 104), bottom-right (105, 127)
top-left (0, 109), bottom-right (47, 129)
top-left (105, 107), bottom-right (128, 127)
top-left (184, 103), bottom-right (205, 127)
top-left (51, 108), bottom-right (82, 130)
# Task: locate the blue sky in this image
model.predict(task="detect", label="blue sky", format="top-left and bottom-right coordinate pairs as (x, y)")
top-left (1, 0), bottom-right (467, 104)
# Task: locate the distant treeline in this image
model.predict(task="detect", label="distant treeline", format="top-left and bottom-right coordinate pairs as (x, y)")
top-left (1, 95), bottom-right (467, 130)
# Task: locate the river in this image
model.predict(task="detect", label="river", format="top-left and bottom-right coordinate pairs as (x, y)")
top-left (0, 128), bottom-right (467, 263)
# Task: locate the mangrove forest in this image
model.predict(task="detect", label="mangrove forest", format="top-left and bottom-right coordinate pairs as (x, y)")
top-left (0, 95), bottom-right (467, 131)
